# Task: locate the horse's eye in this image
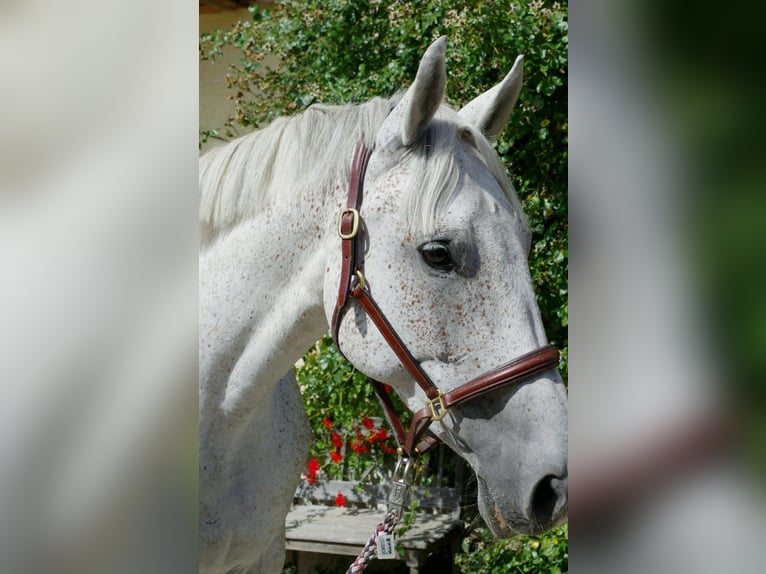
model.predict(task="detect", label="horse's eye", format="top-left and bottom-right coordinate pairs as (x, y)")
top-left (419, 241), bottom-right (455, 271)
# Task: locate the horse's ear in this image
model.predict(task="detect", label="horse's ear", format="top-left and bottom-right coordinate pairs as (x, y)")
top-left (459, 55), bottom-right (524, 141)
top-left (399, 36), bottom-right (447, 146)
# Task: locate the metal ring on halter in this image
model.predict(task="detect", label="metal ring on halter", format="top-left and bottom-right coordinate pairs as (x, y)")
top-left (426, 390), bottom-right (449, 421)
top-left (355, 270), bottom-right (366, 291)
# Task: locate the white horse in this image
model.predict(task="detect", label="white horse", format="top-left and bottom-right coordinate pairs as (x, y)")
top-left (199, 37), bottom-right (567, 574)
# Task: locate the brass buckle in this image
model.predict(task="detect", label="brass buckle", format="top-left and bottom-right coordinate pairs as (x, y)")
top-left (427, 391), bottom-right (449, 421)
top-left (337, 208), bottom-right (360, 239)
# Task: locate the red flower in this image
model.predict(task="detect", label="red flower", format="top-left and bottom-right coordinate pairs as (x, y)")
top-left (331, 431), bottom-right (343, 449)
top-left (306, 457), bottom-right (320, 484)
top-left (350, 439), bottom-right (369, 454)
top-left (335, 491), bottom-right (347, 507)
top-left (330, 450), bottom-right (343, 464)
top-left (384, 384), bottom-right (392, 394)
top-left (361, 416), bottom-right (375, 430)
top-left (322, 417), bottom-right (333, 429)
top-left (381, 443), bottom-right (397, 454)
top-left (370, 427), bottom-right (389, 443)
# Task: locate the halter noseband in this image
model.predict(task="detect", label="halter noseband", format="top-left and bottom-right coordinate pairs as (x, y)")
top-left (331, 139), bottom-right (560, 457)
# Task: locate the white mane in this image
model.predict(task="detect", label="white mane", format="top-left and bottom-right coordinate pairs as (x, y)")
top-left (401, 110), bottom-right (528, 237)
top-left (199, 96), bottom-right (527, 245)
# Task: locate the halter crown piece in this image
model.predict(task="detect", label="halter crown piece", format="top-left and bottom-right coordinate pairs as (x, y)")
top-left (332, 138), bottom-right (560, 458)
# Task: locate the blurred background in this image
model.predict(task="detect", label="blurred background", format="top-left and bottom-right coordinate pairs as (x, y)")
top-left (570, 0), bottom-right (766, 571)
top-left (1, 1), bottom-right (764, 573)
top-left (0, 1), bottom-right (198, 573)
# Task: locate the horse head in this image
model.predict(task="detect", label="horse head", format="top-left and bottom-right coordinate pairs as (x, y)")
top-left (323, 37), bottom-right (567, 536)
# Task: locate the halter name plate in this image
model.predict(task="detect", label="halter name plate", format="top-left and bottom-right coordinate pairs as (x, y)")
top-left (376, 533), bottom-right (396, 559)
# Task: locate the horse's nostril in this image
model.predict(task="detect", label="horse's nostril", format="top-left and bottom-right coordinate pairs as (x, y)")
top-left (531, 475), bottom-right (559, 523)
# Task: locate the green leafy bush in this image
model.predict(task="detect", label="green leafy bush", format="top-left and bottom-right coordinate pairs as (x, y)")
top-left (455, 524), bottom-right (568, 574)
top-left (295, 334), bottom-right (406, 483)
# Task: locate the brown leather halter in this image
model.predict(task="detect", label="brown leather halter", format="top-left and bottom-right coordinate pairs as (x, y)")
top-left (331, 139), bottom-right (560, 457)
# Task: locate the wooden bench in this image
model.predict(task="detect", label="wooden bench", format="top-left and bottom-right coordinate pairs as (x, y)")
top-left (284, 478), bottom-right (463, 574)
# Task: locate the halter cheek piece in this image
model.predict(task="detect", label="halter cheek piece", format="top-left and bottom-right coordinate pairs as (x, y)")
top-left (331, 139), bottom-right (560, 458)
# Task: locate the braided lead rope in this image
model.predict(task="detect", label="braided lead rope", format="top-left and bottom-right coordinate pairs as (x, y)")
top-left (344, 509), bottom-right (400, 574)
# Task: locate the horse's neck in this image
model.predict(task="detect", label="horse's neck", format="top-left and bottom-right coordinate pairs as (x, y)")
top-left (199, 194), bottom-right (335, 435)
